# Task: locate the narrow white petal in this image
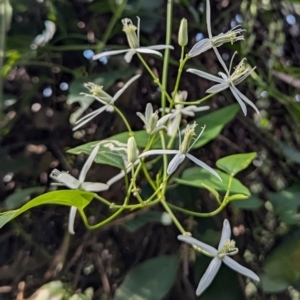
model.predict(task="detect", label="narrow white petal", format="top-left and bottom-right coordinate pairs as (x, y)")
top-left (157, 113), bottom-right (172, 126)
top-left (196, 258), bottom-right (222, 296)
top-left (186, 153), bottom-right (222, 181)
top-left (188, 39), bottom-right (212, 57)
top-left (136, 48), bottom-right (163, 57)
top-left (167, 115), bottom-right (180, 136)
top-left (178, 235), bottom-right (218, 256)
top-left (75, 106), bottom-right (106, 123)
top-left (206, 0), bottom-right (213, 39)
top-left (145, 103), bottom-right (153, 121)
top-left (139, 149), bottom-right (179, 159)
top-left (232, 86), bottom-right (260, 114)
top-left (79, 144), bottom-right (100, 183)
top-left (218, 219), bottom-right (231, 250)
top-left (68, 206), bottom-right (77, 235)
top-left (223, 256), bottom-right (260, 282)
top-left (206, 82), bottom-right (228, 93)
top-left (167, 153), bottom-right (186, 174)
top-left (81, 182), bottom-right (109, 192)
top-left (50, 169), bottom-right (80, 189)
top-left (124, 49), bottom-right (137, 63)
top-left (113, 74), bottom-right (141, 102)
top-left (151, 125), bottom-right (167, 134)
top-left (229, 86), bottom-right (247, 116)
top-left (136, 112), bottom-right (148, 126)
top-left (73, 106), bottom-right (108, 131)
top-left (93, 49), bottom-right (129, 60)
top-left (218, 72), bottom-right (228, 80)
top-left (187, 68), bottom-right (224, 83)
top-left (106, 170), bottom-right (126, 186)
top-left (145, 45), bottom-right (174, 50)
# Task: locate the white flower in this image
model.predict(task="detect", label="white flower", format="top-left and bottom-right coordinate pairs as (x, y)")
top-left (73, 74), bottom-right (140, 130)
top-left (161, 91), bottom-right (210, 136)
top-left (93, 17), bottom-right (174, 63)
top-left (136, 103), bottom-right (172, 135)
top-left (187, 58), bottom-right (259, 116)
top-left (188, 0), bottom-right (245, 57)
top-left (178, 219), bottom-right (260, 296)
top-left (138, 123), bottom-right (221, 180)
top-left (50, 144), bottom-right (108, 234)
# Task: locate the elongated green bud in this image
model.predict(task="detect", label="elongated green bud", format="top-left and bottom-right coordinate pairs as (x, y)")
top-left (178, 18), bottom-right (188, 47)
top-left (127, 137), bottom-right (139, 163)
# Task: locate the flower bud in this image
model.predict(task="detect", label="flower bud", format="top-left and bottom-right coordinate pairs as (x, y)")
top-left (178, 18), bottom-right (188, 47)
top-left (122, 18), bottom-right (139, 49)
top-left (148, 112), bottom-right (158, 134)
top-left (127, 137), bottom-right (139, 163)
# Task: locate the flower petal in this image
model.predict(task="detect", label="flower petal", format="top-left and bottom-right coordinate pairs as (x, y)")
top-left (187, 68), bottom-right (224, 83)
top-left (167, 152), bottom-right (186, 174)
top-left (229, 86), bottom-right (247, 116)
top-left (136, 48), bottom-right (163, 57)
top-left (157, 113), bottom-right (172, 126)
top-left (206, 0), bottom-right (213, 39)
top-left (138, 149), bottom-right (179, 159)
top-left (106, 170), bottom-right (126, 186)
top-left (232, 86), bottom-right (260, 115)
top-left (50, 169), bottom-right (80, 189)
top-left (186, 153), bottom-right (222, 181)
top-left (93, 49), bottom-right (129, 60)
top-left (68, 206), bottom-right (77, 235)
top-left (188, 38), bottom-right (212, 57)
top-left (113, 74), bottom-right (141, 102)
top-left (145, 45), bottom-right (174, 50)
top-left (218, 219), bottom-right (231, 250)
top-left (196, 257), bottom-right (222, 296)
top-left (223, 256), bottom-right (260, 282)
top-left (145, 103), bottom-right (153, 121)
top-left (136, 111), bottom-right (149, 126)
top-left (124, 49), bottom-right (137, 63)
top-left (81, 182), bottom-right (109, 192)
top-left (206, 82), bottom-right (228, 93)
top-left (178, 235), bottom-right (218, 256)
top-left (78, 144), bottom-right (100, 183)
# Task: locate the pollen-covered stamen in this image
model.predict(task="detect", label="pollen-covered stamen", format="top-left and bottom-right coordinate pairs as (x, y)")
top-left (217, 239), bottom-right (239, 258)
top-left (122, 18), bottom-right (139, 49)
top-left (50, 169), bottom-right (62, 180)
top-left (179, 123), bottom-right (197, 154)
top-left (229, 59), bottom-right (256, 86)
top-left (83, 83), bottom-right (112, 102)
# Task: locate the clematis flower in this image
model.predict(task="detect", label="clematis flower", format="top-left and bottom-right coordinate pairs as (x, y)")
top-left (178, 219), bottom-right (260, 296)
top-left (136, 103), bottom-right (172, 135)
top-left (188, 0), bottom-right (245, 58)
top-left (73, 74), bottom-right (140, 130)
top-left (50, 144), bottom-right (108, 234)
top-left (187, 57), bottom-right (259, 116)
top-left (161, 91), bottom-right (210, 136)
top-left (138, 123), bottom-right (221, 180)
top-left (93, 17), bottom-right (174, 63)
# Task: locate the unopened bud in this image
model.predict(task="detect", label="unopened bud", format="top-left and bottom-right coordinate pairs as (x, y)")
top-left (178, 18), bottom-right (188, 47)
top-left (127, 136), bottom-right (139, 163)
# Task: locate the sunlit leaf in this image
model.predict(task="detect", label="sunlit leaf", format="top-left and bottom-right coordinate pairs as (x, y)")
top-left (114, 255), bottom-right (178, 300)
top-left (175, 167), bottom-right (250, 195)
top-left (216, 152), bottom-right (257, 176)
top-left (0, 190), bottom-right (94, 228)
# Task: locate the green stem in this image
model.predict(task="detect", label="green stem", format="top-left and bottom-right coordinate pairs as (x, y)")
top-left (161, 0), bottom-right (173, 115)
top-left (94, 194), bottom-right (113, 207)
top-left (136, 52), bottom-right (172, 104)
top-left (175, 92), bottom-right (216, 105)
top-left (113, 105), bottom-right (133, 135)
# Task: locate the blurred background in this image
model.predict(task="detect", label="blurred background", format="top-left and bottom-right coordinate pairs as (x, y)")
top-left (0, 0), bottom-right (300, 299)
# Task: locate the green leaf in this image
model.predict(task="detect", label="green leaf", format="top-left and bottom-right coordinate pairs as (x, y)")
top-left (67, 67), bottom-right (136, 124)
top-left (0, 190), bottom-right (94, 228)
top-left (268, 184), bottom-right (300, 224)
top-left (67, 140), bottom-right (128, 170)
top-left (192, 104), bottom-right (240, 149)
top-left (262, 234), bottom-right (300, 292)
top-left (125, 211), bottom-right (164, 232)
top-left (279, 142), bottom-right (300, 165)
top-left (114, 255), bottom-right (177, 300)
top-left (4, 187), bottom-right (45, 209)
top-left (216, 152), bottom-right (257, 176)
top-left (231, 195), bottom-right (264, 210)
top-left (175, 167), bottom-right (250, 195)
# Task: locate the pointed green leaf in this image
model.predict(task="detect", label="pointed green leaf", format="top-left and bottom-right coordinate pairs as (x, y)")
top-left (114, 255), bottom-right (177, 300)
top-left (175, 167), bottom-right (250, 195)
top-left (0, 190), bottom-right (94, 228)
top-left (216, 152), bottom-right (257, 176)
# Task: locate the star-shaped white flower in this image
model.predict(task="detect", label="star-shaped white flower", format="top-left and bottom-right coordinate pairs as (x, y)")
top-left (138, 123), bottom-right (221, 180)
top-left (178, 219), bottom-right (260, 296)
top-left (50, 144), bottom-right (108, 234)
top-left (93, 17), bottom-right (174, 63)
top-left (136, 103), bottom-right (172, 135)
top-left (188, 0), bottom-right (245, 58)
top-left (161, 91), bottom-right (210, 136)
top-left (73, 74), bottom-right (140, 130)
top-left (187, 57), bottom-right (259, 116)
